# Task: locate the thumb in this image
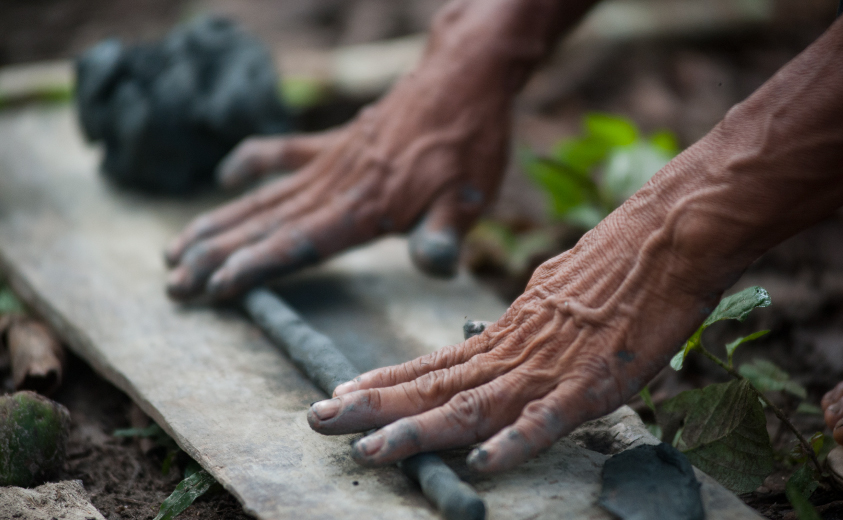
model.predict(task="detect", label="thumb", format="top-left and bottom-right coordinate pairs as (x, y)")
top-left (408, 187), bottom-right (484, 278)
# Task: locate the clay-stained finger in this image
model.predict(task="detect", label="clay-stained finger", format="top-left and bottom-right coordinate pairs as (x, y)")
top-left (466, 378), bottom-right (600, 473)
top-left (7, 318), bottom-right (65, 396)
top-left (333, 335), bottom-right (494, 397)
top-left (309, 350), bottom-right (508, 435)
top-left (204, 198), bottom-right (379, 300)
top-left (408, 186), bottom-right (489, 278)
top-left (217, 130), bottom-right (345, 189)
top-left (167, 200), bottom-right (306, 300)
top-left (164, 173), bottom-right (313, 266)
top-left (347, 373), bottom-right (545, 467)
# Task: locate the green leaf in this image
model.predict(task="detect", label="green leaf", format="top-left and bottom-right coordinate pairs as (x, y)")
top-left (649, 130), bottom-right (680, 155)
top-left (703, 287), bottom-right (771, 329)
top-left (785, 464), bottom-right (821, 520)
top-left (113, 425), bottom-right (162, 438)
top-left (725, 330), bottom-right (770, 366)
top-left (584, 113), bottom-right (638, 147)
top-left (670, 348), bottom-right (689, 371)
top-left (114, 423), bottom-right (180, 451)
top-left (738, 359), bottom-right (806, 399)
top-left (602, 142), bottom-right (673, 203)
top-left (795, 403), bottom-right (823, 416)
top-left (280, 77), bottom-right (328, 109)
top-left (525, 158), bottom-right (589, 216)
top-left (639, 386), bottom-right (656, 413)
top-left (563, 204), bottom-right (606, 229)
top-left (672, 287), bottom-right (771, 372)
top-left (0, 284), bottom-right (24, 314)
top-left (657, 380), bottom-right (774, 494)
top-left (153, 469), bottom-right (217, 520)
top-left (552, 137), bottom-right (609, 177)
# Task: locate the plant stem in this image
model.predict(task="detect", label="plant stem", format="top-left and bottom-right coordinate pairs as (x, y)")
top-left (697, 346), bottom-right (823, 474)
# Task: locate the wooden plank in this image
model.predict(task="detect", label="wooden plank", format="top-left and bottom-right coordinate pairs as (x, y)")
top-left (0, 105), bottom-right (760, 519)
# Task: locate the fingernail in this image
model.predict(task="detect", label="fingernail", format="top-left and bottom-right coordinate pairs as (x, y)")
top-left (354, 434), bottom-right (385, 457)
top-left (828, 403), bottom-right (840, 415)
top-left (311, 398), bottom-right (341, 421)
top-left (334, 380), bottom-right (358, 396)
top-left (466, 447), bottom-right (489, 470)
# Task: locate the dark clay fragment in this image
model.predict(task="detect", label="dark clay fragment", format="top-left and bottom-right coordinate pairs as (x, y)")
top-left (463, 319), bottom-right (491, 340)
top-left (599, 443), bottom-right (704, 520)
top-left (75, 16), bottom-right (292, 195)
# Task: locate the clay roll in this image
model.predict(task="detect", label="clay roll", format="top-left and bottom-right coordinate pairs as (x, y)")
top-left (243, 288), bottom-right (486, 520)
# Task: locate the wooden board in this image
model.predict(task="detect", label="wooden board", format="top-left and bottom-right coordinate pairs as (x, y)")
top-left (0, 105), bottom-right (760, 519)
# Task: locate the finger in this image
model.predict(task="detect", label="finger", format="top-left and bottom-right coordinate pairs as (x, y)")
top-left (164, 173), bottom-right (312, 267)
top-left (309, 348), bottom-right (511, 435)
top-left (166, 217), bottom-right (278, 300)
top-left (347, 370), bottom-right (550, 467)
top-left (408, 187), bottom-right (485, 278)
top-left (204, 197), bottom-right (377, 300)
top-left (333, 334), bottom-right (494, 397)
top-left (467, 377), bottom-right (612, 473)
top-left (217, 130), bottom-right (345, 189)
top-left (822, 381), bottom-right (843, 410)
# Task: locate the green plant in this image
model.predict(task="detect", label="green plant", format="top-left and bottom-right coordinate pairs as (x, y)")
top-left (660, 286), bottom-right (830, 514)
top-left (0, 279), bottom-right (25, 314)
top-left (523, 113), bottom-right (679, 228)
top-left (153, 461), bottom-right (219, 520)
top-left (114, 423), bottom-right (181, 475)
top-left (115, 425), bottom-right (219, 519)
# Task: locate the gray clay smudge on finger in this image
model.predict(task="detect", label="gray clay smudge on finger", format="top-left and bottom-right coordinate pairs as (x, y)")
top-left (409, 225), bottom-right (460, 278)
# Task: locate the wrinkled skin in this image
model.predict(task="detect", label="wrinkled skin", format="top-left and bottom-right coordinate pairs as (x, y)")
top-left (164, 0), bottom-right (592, 299)
top-left (167, 0), bottom-right (843, 472)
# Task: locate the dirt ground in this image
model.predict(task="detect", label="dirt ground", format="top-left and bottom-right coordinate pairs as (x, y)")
top-left (48, 354), bottom-right (253, 520)
top-left (3, 0), bottom-right (843, 518)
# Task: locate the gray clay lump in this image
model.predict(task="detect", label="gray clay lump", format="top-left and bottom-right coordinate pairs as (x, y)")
top-left (75, 16), bottom-right (292, 195)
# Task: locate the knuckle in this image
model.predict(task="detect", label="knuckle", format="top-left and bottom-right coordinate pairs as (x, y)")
top-left (413, 369), bottom-right (452, 402)
top-left (444, 388), bottom-right (490, 433)
top-left (360, 389), bottom-right (384, 413)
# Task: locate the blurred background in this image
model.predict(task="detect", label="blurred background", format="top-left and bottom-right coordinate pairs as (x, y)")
top-left (1, 1), bottom-right (842, 518)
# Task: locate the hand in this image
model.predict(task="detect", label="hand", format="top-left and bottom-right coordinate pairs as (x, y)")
top-left (164, 0), bottom-right (594, 301)
top-left (306, 156), bottom-right (724, 471)
top-left (307, 16), bottom-right (843, 469)
top-left (823, 382), bottom-right (843, 445)
top-left (165, 56), bottom-right (510, 300)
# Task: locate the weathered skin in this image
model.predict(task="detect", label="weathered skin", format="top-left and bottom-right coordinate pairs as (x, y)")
top-left (165, 0), bottom-right (597, 298)
top-left (166, 0), bottom-right (843, 472)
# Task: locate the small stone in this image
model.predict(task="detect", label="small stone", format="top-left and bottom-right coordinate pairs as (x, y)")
top-left (0, 480), bottom-right (106, 520)
top-left (0, 391), bottom-right (71, 487)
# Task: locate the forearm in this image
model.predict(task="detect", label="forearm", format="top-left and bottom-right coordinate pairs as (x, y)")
top-left (382, 0), bottom-right (598, 121)
top-left (609, 17), bottom-right (843, 297)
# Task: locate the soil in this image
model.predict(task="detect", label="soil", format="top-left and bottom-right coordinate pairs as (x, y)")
top-left (3, 0), bottom-right (843, 518)
top-left (51, 353), bottom-right (252, 520)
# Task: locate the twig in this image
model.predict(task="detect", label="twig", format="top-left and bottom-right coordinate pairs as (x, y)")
top-left (696, 346), bottom-right (823, 475)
